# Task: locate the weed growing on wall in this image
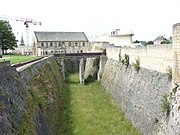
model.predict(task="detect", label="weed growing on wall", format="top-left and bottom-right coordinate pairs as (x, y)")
top-left (161, 94), bottom-right (170, 116)
top-left (121, 54), bottom-right (129, 68)
top-left (165, 66), bottom-right (172, 80)
top-left (154, 117), bottom-right (159, 123)
top-left (119, 53), bottom-right (121, 62)
top-left (178, 106), bottom-right (180, 111)
top-left (132, 57), bottom-right (140, 72)
top-left (172, 84), bottom-right (178, 95)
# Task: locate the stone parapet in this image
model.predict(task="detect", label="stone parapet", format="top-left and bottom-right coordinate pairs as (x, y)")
top-left (106, 44), bottom-right (172, 73)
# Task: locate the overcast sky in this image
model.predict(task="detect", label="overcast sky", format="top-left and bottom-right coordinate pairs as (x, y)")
top-left (0, 0), bottom-right (180, 43)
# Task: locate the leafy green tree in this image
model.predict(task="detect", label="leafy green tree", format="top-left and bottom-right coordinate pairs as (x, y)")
top-left (140, 41), bottom-right (147, 46)
top-left (133, 40), bottom-right (140, 43)
top-left (161, 39), bottom-right (171, 44)
top-left (147, 41), bottom-right (154, 45)
top-left (0, 20), bottom-right (17, 54)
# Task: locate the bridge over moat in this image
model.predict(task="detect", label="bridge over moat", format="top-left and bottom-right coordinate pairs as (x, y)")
top-left (54, 52), bottom-right (106, 84)
top-left (54, 52), bottom-right (105, 58)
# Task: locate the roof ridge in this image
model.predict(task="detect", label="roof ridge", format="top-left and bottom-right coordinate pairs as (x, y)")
top-left (34, 31), bottom-right (85, 33)
top-left (34, 31), bottom-right (88, 42)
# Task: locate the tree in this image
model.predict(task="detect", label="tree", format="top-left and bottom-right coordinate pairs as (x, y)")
top-left (140, 41), bottom-right (147, 46)
top-left (147, 41), bottom-right (154, 45)
top-left (0, 20), bottom-right (17, 54)
top-left (133, 40), bottom-right (140, 43)
top-left (161, 39), bottom-right (171, 44)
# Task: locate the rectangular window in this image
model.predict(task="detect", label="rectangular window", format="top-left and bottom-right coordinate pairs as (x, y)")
top-left (59, 42), bottom-right (61, 47)
top-left (69, 42), bottom-right (71, 47)
top-left (83, 42), bottom-right (85, 46)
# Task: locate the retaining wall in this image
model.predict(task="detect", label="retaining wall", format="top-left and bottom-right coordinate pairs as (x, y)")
top-left (100, 59), bottom-right (172, 135)
top-left (0, 56), bottom-right (55, 134)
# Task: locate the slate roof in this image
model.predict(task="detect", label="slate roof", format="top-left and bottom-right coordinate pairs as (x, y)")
top-left (153, 35), bottom-right (166, 42)
top-left (34, 31), bottom-right (88, 42)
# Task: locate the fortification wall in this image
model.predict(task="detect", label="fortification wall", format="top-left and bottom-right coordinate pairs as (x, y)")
top-left (19, 56), bottom-right (54, 89)
top-left (100, 59), bottom-right (172, 135)
top-left (153, 23), bottom-right (180, 135)
top-left (0, 62), bottom-right (25, 134)
top-left (0, 57), bottom-right (55, 134)
top-left (106, 44), bottom-right (172, 73)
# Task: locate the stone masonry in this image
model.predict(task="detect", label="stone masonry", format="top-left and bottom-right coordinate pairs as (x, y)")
top-left (153, 23), bottom-right (180, 135)
top-left (0, 57), bottom-right (54, 134)
top-left (97, 55), bottom-right (107, 81)
top-left (99, 23), bottom-right (180, 135)
top-left (172, 23), bottom-right (180, 84)
top-left (100, 59), bottom-right (171, 135)
top-left (79, 58), bottom-right (85, 84)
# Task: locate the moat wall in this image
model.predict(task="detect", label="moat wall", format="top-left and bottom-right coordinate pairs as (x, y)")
top-left (100, 59), bottom-right (172, 135)
top-left (0, 57), bottom-right (63, 135)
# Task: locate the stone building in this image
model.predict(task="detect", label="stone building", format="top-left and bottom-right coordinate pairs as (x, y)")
top-left (153, 35), bottom-right (166, 44)
top-left (33, 31), bottom-right (89, 56)
top-left (89, 29), bottom-right (134, 47)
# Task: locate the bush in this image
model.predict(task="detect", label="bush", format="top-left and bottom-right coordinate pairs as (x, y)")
top-left (119, 53), bottom-right (121, 62)
top-left (161, 94), bottom-right (170, 116)
top-left (154, 118), bottom-right (159, 123)
top-left (166, 66), bottom-right (172, 80)
top-left (132, 57), bottom-right (140, 72)
top-left (121, 54), bottom-right (129, 68)
top-left (172, 85), bottom-right (178, 94)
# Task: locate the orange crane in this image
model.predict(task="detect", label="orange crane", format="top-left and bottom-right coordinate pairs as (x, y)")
top-left (0, 15), bottom-right (41, 45)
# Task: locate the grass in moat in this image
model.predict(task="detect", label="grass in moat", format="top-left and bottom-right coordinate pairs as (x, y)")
top-left (0, 54), bottom-right (39, 64)
top-left (60, 73), bottom-right (140, 135)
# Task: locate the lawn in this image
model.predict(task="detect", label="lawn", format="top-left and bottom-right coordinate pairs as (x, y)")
top-left (60, 74), bottom-right (140, 135)
top-left (0, 54), bottom-right (39, 64)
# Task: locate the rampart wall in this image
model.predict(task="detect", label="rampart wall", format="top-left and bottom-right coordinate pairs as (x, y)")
top-left (0, 56), bottom-right (55, 134)
top-left (106, 44), bottom-right (172, 73)
top-left (100, 59), bottom-right (172, 135)
top-left (101, 23), bottom-right (180, 135)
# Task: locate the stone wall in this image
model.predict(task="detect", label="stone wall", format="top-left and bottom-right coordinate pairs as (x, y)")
top-left (106, 44), bottom-right (172, 73)
top-left (100, 59), bottom-right (172, 135)
top-left (84, 57), bottom-right (100, 81)
top-left (153, 85), bottom-right (180, 135)
top-left (0, 62), bottom-right (25, 134)
top-left (0, 56), bottom-right (56, 134)
top-left (63, 57), bottom-right (86, 73)
top-left (19, 56), bottom-right (54, 89)
top-left (172, 23), bottom-right (180, 84)
top-left (88, 42), bottom-right (114, 52)
top-left (153, 23), bottom-right (180, 135)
